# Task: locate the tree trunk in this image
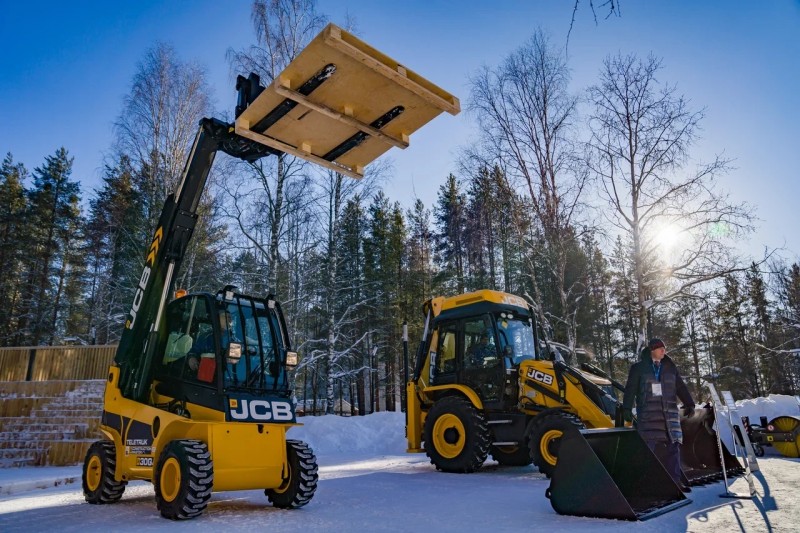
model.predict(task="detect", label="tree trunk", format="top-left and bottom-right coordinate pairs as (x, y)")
top-left (268, 154), bottom-right (285, 293)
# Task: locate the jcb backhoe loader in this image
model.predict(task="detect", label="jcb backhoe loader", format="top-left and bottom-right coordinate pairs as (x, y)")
top-left (405, 290), bottom-right (631, 476)
top-left (405, 289), bottom-right (735, 480)
top-left (82, 23), bottom-right (459, 520)
top-left (404, 289), bottom-right (743, 519)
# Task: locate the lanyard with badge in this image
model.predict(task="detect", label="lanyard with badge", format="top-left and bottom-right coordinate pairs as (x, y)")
top-left (652, 362), bottom-right (662, 396)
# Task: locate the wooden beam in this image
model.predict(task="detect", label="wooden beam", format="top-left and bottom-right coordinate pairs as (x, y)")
top-left (323, 25), bottom-right (460, 116)
top-left (235, 120), bottom-right (363, 180)
top-left (272, 81), bottom-right (409, 150)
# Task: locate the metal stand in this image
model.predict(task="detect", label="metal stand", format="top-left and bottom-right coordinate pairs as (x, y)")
top-left (706, 383), bottom-right (757, 498)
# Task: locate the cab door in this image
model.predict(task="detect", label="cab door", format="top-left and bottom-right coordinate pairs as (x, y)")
top-left (460, 315), bottom-right (503, 404)
top-left (153, 294), bottom-right (224, 411)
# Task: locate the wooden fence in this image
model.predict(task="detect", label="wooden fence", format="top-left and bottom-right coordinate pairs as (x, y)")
top-left (0, 345), bottom-right (117, 382)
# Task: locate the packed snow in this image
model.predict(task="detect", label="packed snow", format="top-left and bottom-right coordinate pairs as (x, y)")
top-left (0, 401), bottom-right (798, 532)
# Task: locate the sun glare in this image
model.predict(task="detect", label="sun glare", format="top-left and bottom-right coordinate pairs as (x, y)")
top-left (655, 223), bottom-right (683, 251)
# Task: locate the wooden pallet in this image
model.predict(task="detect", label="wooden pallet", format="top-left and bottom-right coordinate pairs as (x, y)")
top-left (235, 23), bottom-right (460, 180)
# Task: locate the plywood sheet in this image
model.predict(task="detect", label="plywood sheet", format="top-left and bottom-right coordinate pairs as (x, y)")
top-left (235, 24), bottom-right (460, 179)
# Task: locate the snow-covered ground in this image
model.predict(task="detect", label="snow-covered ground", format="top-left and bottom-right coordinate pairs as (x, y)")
top-left (0, 405), bottom-right (798, 532)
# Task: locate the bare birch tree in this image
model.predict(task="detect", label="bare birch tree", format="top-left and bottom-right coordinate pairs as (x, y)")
top-left (115, 43), bottom-right (212, 230)
top-left (468, 29), bottom-right (590, 351)
top-left (228, 0), bottom-right (327, 293)
top-left (114, 42), bottom-right (218, 292)
top-left (587, 53), bottom-right (755, 350)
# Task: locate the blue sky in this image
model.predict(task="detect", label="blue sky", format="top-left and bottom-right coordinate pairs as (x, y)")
top-left (1, 1), bottom-right (798, 260)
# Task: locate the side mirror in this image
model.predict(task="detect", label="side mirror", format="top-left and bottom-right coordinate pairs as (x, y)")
top-left (227, 342), bottom-right (242, 364)
top-left (285, 351), bottom-right (298, 368)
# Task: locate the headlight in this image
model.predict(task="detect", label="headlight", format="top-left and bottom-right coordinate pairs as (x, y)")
top-left (227, 342), bottom-right (242, 364)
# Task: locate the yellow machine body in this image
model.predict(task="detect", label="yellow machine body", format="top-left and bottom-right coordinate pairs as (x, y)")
top-left (99, 366), bottom-right (293, 491)
top-left (406, 289), bottom-right (620, 475)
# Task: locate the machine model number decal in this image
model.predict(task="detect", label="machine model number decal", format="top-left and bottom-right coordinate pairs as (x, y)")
top-left (136, 456), bottom-right (154, 467)
top-left (526, 368), bottom-right (554, 386)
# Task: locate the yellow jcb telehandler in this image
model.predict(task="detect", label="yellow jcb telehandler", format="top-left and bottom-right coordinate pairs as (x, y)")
top-left (82, 23), bottom-right (459, 519)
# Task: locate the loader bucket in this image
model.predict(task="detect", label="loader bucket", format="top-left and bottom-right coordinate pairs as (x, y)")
top-left (547, 428), bottom-right (690, 521)
top-left (680, 407), bottom-right (743, 485)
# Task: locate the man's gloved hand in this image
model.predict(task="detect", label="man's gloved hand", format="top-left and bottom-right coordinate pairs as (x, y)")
top-left (683, 405), bottom-right (695, 418)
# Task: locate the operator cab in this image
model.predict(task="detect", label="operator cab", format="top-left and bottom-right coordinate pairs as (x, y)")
top-left (153, 286), bottom-right (297, 414)
top-left (429, 301), bottom-right (538, 408)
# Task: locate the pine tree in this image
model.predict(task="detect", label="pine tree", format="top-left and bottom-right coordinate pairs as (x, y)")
top-left (363, 193), bottom-right (407, 411)
top-left (578, 232), bottom-right (616, 376)
top-left (337, 196), bottom-right (369, 414)
top-left (84, 156), bottom-right (143, 344)
top-left (608, 236), bottom-right (639, 365)
top-left (19, 148), bottom-right (82, 345)
top-left (0, 153), bottom-right (28, 344)
top-left (775, 263), bottom-right (800, 393)
top-left (712, 274), bottom-right (762, 398)
top-left (434, 174), bottom-right (467, 293)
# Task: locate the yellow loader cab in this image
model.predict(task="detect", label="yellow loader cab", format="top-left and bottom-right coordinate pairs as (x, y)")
top-left (405, 289), bottom-right (622, 475)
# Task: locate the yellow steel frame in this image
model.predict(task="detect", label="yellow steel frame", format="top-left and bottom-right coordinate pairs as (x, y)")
top-left (99, 366), bottom-right (298, 491)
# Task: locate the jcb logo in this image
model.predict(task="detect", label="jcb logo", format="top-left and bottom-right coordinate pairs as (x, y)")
top-left (125, 227), bottom-right (163, 329)
top-left (229, 399), bottom-right (294, 422)
top-left (125, 266), bottom-right (151, 329)
top-left (526, 368), bottom-right (554, 386)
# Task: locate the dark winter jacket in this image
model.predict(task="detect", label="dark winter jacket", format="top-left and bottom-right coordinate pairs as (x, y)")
top-left (622, 348), bottom-right (695, 444)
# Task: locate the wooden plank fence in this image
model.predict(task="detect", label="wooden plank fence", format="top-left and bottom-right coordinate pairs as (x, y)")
top-left (0, 345), bottom-right (117, 382)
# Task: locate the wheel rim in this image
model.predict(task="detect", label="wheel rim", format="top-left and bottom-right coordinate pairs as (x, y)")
top-left (433, 413), bottom-right (466, 459)
top-left (160, 457), bottom-right (181, 502)
top-left (771, 416), bottom-right (800, 458)
top-left (86, 454), bottom-right (102, 492)
top-left (539, 429), bottom-right (563, 466)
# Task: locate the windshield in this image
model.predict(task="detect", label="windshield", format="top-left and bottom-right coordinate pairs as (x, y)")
top-left (495, 314), bottom-right (536, 365)
top-left (224, 301), bottom-right (286, 393)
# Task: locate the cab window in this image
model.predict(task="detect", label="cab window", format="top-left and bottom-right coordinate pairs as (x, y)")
top-left (463, 315), bottom-right (496, 368)
top-left (436, 323), bottom-right (457, 374)
top-left (157, 295), bottom-right (214, 383)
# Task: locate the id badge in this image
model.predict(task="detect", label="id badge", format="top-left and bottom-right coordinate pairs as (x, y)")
top-left (652, 383), bottom-right (662, 396)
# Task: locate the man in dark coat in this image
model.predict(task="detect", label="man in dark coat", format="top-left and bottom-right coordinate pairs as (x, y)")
top-left (622, 338), bottom-right (695, 492)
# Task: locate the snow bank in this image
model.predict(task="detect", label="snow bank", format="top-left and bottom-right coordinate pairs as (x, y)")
top-left (289, 411), bottom-right (407, 457)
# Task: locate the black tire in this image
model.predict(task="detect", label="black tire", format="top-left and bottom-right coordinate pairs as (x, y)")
top-left (154, 440), bottom-right (213, 520)
top-left (490, 443), bottom-right (532, 466)
top-left (423, 396), bottom-right (490, 473)
top-left (82, 440), bottom-right (127, 504)
top-left (527, 411), bottom-right (585, 478)
top-left (753, 443), bottom-right (765, 457)
top-left (265, 440), bottom-right (319, 508)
